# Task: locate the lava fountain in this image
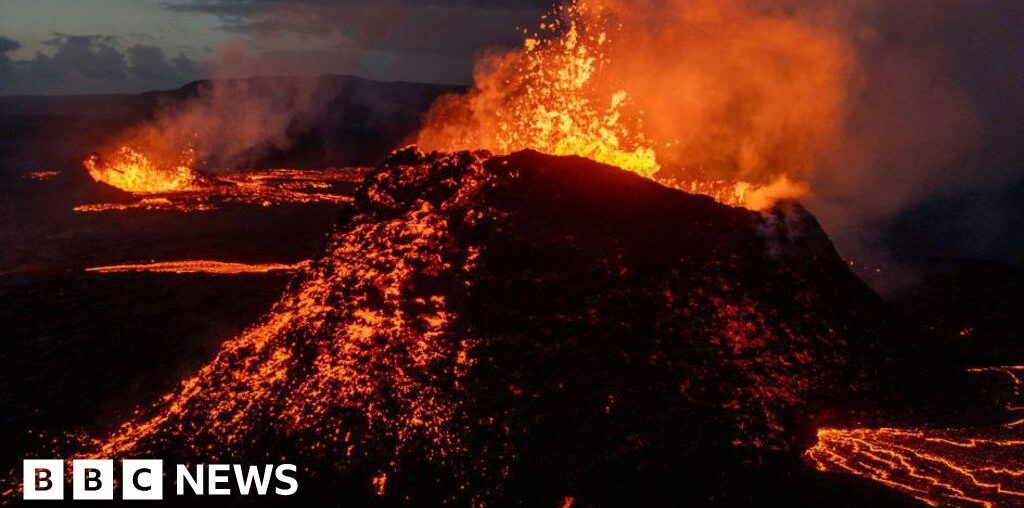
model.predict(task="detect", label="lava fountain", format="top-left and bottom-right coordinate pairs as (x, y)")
top-left (83, 146), bottom-right (202, 194)
top-left (418, 0), bottom-right (847, 209)
top-left (417, 1), bottom-right (659, 178)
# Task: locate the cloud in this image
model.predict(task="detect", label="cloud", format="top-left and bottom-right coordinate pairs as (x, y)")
top-left (162, 0), bottom-right (544, 83)
top-left (413, 0), bottom-right (1024, 272)
top-left (792, 0), bottom-right (1024, 264)
top-left (0, 34), bottom-right (204, 95)
top-left (0, 36), bottom-right (20, 55)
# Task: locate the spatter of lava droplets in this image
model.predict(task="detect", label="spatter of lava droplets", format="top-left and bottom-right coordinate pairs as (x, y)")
top-left (417, 0), bottom-right (813, 210)
top-left (807, 366), bottom-right (1024, 508)
top-left (418, 1), bottom-right (660, 177)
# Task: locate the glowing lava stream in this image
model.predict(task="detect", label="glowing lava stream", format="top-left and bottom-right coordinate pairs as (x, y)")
top-left (85, 259), bottom-right (310, 274)
top-left (79, 148), bottom-right (363, 213)
top-left (24, 170), bottom-right (59, 180)
top-left (806, 367), bottom-right (1024, 508)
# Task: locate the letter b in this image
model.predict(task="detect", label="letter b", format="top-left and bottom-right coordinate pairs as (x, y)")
top-left (73, 460), bottom-right (113, 500)
top-left (23, 460), bottom-right (63, 500)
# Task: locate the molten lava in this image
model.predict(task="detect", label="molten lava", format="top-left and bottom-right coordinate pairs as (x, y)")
top-left (806, 366), bottom-right (1024, 508)
top-left (806, 427), bottom-right (1024, 508)
top-left (10, 148), bottom-right (914, 506)
top-left (83, 146), bottom-right (201, 194)
top-left (419, 1), bottom-right (659, 178)
top-left (23, 170), bottom-right (59, 181)
top-left (77, 154), bottom-right (363, 213)
top-left (661, 175), bottom-right (811, 210)
top-left (85, 259), bottom-right (309, 275)
top-left (417, 0), bottom-right (845, 210)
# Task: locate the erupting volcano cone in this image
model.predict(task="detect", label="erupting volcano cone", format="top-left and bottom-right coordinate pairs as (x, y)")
top-left (71, 148), bottom-right (940, 505)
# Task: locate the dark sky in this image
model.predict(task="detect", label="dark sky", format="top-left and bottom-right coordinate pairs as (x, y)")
top-left (0, 0), bottom-right (547, 95)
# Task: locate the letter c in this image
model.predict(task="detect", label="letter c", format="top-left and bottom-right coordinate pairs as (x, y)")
top-left (133, 468), bottom-right (152, 491)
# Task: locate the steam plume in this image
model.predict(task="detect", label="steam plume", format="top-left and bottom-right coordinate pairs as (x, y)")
top-left (418, 0), bottom-right (1021, 271)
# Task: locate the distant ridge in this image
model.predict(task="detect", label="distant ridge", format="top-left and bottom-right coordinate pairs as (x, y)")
top-left (0, 75), bottom-right (465, 170)
top-left (0, 74), bottom-right (464, 117)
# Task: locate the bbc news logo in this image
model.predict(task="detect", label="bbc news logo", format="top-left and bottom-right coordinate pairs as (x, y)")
top-left (23, 460), bottom-right (298, 500)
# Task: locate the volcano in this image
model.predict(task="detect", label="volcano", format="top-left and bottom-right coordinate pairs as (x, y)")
top-left (54, 148), bottom-right (956, 506)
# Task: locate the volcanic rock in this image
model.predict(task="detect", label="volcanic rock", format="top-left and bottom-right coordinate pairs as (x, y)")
top-left (76, 148), bottom-right (933, 506)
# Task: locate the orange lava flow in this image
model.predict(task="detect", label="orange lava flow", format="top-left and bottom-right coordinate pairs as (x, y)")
top-left (806, 367), bottom-right (1024, 508)
top-left (76, 158), bottom-right (363, 213)
top-left (968, 367), bottom-right (1024, 424)
top-left (23, 170), bottom-right (59, 180)
top-left (73, 197), bottom-right (216, 213)
top-left (69, 178), bottom-right (469, 486)
top-left (806, 427), bottom-right (1024, 508)
top-left (661, 176), bottom-right (810, 210)
top-left (85, 260), bottom-right (309, 275)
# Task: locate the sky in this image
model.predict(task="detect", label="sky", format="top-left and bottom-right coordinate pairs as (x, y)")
top-left (0, 0), bottom-right (546, 95)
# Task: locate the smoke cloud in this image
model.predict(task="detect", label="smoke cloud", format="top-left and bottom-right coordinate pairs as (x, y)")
top-left (101, 1), bottom-right (383, 172)
top-left (118, 76), bottom-right (333, 172)
top-left (104, 0), bottom-right (540, 171)
top-left (419, 0), bottom-right (853, 184)
top-left (418, 0), bottom-right (1024, 271)
top-left (593, 0), bottom-right (850, 184)
top-left (88, 0), bottom-right (1024, 268)
top-left (808, 0), bottom-right (1023, 268)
